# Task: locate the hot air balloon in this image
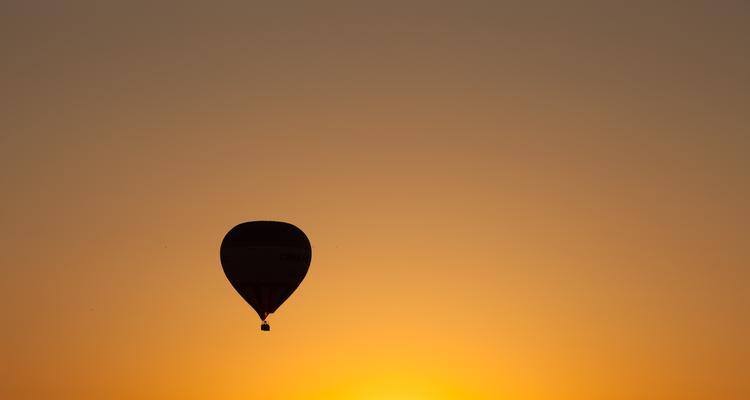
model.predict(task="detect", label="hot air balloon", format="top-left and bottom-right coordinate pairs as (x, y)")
top-left (220, 221), bottom-right (311, 331)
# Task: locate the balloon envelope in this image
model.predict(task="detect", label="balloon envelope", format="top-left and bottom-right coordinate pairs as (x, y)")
top-left (220, 221), bottom-right (311, 321)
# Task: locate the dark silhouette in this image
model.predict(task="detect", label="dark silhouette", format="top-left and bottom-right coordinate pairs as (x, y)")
top-left (220, 221), bottom-right (312, 331)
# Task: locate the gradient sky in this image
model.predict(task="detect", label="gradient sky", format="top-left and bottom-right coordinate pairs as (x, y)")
top-left (2, 2), bottom-right (749, 399)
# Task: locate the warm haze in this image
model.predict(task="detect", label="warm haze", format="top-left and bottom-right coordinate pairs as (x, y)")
top-left (2, 2), bottom-right (749, 399)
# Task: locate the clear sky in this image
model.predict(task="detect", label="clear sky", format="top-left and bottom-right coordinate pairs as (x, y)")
top-left (2, 2), bottom-right (749, 399)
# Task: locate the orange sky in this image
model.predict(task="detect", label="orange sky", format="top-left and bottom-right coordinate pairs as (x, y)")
top-left (2, 2), bottom-right (749, 399)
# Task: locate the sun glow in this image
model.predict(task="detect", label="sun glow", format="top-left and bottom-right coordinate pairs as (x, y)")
top-left (295, 365), bottom-right (482, 400)
top-left (357, 393), bottom-right (432, 400)
top-left (349, 377), bottom-right (445, 400)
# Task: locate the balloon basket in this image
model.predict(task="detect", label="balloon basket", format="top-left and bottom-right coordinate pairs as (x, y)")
top-left (261, 321), bottom-right (270, 331)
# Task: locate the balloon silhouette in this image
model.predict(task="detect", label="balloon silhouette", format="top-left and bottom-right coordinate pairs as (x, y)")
top-left (220, 221), bottom-right (311, 331)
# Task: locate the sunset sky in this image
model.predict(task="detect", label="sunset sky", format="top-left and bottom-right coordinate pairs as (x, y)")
top-left (2, 2), bottom-right (749, 399)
